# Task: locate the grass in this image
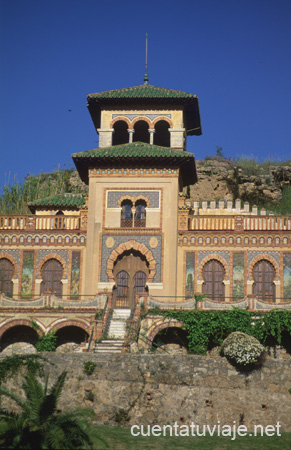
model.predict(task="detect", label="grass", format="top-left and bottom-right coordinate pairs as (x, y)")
top-left (92, 425), bottom-right (291, 450)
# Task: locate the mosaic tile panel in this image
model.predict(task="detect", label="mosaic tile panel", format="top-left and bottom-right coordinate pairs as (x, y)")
top-left (198, 251), bottom-right (230, 280)
top-left (21, 251), bottom-right (34, 298)
top-left (247, 251), bottom-right (280, 281)
top-left (185, 252), bottom-right (195, 297)
top-left (107, 191), bottom-right (160, 208)
top-left (283, 253), bottom-right (291, 300)
top-left (232, 253), bottom-right (244, 299)
top-left (100, 234), bottom-right (162, 283)
top-left (70, 251), bottom-right (81, 299)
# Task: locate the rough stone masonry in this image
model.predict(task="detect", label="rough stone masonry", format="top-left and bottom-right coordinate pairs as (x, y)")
top-left (1, 353), bottom-right (290, 431)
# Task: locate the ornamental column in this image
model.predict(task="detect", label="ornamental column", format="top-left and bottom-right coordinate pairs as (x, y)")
top-left (149, 129), bottom-right (155, 145)
top-left (128, 129), bottom-right (135, 143)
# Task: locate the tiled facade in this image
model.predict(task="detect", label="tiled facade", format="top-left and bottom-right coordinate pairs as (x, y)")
top-left (0, 80), bottom-right (290, 351)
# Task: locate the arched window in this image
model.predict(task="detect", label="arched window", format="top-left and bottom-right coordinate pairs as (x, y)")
top-left (133, 121), bottom-right (150, 143)
top-left (202, 259), bottom-right (225, 301)
top-left (154, 120), bottom-right (170, 147)
top-left (112, 120), bottom-right (129, 146)
top-left (253, 260), bottom-right (275, 302)
top-left (116, 271), bottom-right (129, 304)
top-left (41, 259), bottom-right (63, 298)
top-left (0, 258), bottom-right (14, 297)
top-left (121, 200), bottom-right (133, 227)
top-left (133, 271), bottom-right (147, 298)
top-left (55, 211), bottom-right (65, 229)
top-left (134, 200), bottom-right (146, 227)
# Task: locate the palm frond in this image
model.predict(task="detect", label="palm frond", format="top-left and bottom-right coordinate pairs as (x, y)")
top-left (21, 371), bottom-right (44, 422)
top-left (0, 386), bottom-right (26, 410)
top-left (39, 371), bottom-right (67, 420)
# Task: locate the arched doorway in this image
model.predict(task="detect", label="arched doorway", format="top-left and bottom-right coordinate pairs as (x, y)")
top-left (253, 259), bottom-right (275, 302)
top-left (0, 325), bottom-right (38, 352)
top-left (40, 259), bottom-right (63, 297)
top-left (55, 326), bottom-right (89, 349)
top-left (0, 258), bottom-right (14, 297)
top-left (202, 259), bottom-right (225, 301)
top-left (113, 250), bottom-right (148, 307)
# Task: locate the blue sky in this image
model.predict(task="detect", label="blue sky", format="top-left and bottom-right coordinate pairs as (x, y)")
top-left (1, 0), bottom-right (291, 188)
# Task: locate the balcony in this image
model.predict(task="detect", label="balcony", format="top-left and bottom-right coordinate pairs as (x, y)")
top-left (0, 212), bottom-right (88, 232)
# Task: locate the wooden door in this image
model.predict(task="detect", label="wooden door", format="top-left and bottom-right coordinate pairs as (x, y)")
top-left (0, 258), bottom-right (14, 297)
top-left (133, 271), bottom-right (147, 298)
top-left (202, 259), bottom-right (225, 301)
top-left (115, 270), bottom-right (129, 307)
top-left (113, 251), bottom-right (148, 308)
top-left (253, 260), bottom-right (275, 301)
top-left (41, 259), bottom-right (63, 297)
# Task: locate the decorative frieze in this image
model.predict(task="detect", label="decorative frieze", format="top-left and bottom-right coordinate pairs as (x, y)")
top-left (112, 113), bottom-right (172, 122)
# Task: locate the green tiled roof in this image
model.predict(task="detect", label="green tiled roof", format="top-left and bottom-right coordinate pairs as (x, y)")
top-left (87, 84), bottom-right (202, 136)
top-left (87, 84), bottom-right (197, 100)
top-left (72, 142), bottom-right (193, 159)
top-left (28, 193), bottom-right (85, 211)
top-left (72, 142), bottom-right (197, 186)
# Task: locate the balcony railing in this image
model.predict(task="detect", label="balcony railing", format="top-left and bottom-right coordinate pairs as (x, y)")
top-left (0, 214), bottom-right (82, 231)
top-left (187, 215), bottom-right (291, 232)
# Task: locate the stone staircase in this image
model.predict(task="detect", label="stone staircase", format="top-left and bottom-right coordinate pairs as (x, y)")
top-left (94, 308), bottom-right (131, 353)
top-left (94, 339), bottom-right (124, 353)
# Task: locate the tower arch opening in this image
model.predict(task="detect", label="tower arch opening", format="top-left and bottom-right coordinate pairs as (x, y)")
top-left (133, 120), bottom-right (150, 143)
top-left (112, 120), bottom-right (129, 146)
top-left (154, 120), bottom-right (170, 147)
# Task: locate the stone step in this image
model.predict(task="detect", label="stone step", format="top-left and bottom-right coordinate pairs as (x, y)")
top-left (94, 339), bottom-right (124, 353)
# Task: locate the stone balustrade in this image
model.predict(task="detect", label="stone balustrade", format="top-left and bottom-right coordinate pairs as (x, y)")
top-left (0, 214), bottom-right (82, 231)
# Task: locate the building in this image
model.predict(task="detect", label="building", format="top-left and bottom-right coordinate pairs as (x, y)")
top-left (0, 79), bottom-right (291, 352)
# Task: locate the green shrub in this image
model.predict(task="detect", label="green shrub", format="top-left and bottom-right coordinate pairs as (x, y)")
top-left (83, 360), bottom-right (96, 375)
top-left (221, 331), bottom-right (265, 368)
top-left (35, 331), bottom-right (57, 352)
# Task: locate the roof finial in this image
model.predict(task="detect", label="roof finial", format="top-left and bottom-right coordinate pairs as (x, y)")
top-left (144, 33), bottom-right (149, 84)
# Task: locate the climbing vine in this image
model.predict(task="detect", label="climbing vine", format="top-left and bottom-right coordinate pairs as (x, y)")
top-left (0, 355), bottom-right (47, 384)
top-left (146, 309), bottom-right (291, 354)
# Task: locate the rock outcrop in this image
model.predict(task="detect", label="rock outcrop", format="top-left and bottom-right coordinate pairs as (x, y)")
top-left (190, 157), bottom-right (290, 206)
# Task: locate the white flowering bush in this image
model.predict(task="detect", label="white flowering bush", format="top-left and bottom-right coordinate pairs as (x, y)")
top-left (221, 332), bottom-right (265, 368)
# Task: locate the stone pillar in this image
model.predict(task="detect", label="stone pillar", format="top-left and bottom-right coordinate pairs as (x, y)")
top-left (169, 128), bottom-right (185, 148)
top-left (148, 129), bottom-right (155, 145)
top-left (196, 280), bottom-right (203, 293)
top-left (274, 281), bottom-right (281, 304)
top-left (97, 129), bottom-right (114, 147)
top-left (247, 280), bottom-right (254, 295)
top-left (61, 279), bottom-right (68, 299)
top-left (35, 279), bottom-right (42, 296)
top-left (12, 279), bottom-right (19, 298)
top-left (128, 129), bottom-right (134, 143)
top-left (223, 280), bottom-right (230, 302)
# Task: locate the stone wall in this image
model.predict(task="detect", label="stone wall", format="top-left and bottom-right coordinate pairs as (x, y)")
top-left (1, 353), bottom-right (290, 431)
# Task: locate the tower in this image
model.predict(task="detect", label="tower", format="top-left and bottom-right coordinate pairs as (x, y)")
top-left (73, 82), bottom-right (202, 305)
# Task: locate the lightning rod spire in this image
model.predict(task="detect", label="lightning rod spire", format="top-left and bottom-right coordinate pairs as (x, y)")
top-left (144, 33), bottom-right (149, 84)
